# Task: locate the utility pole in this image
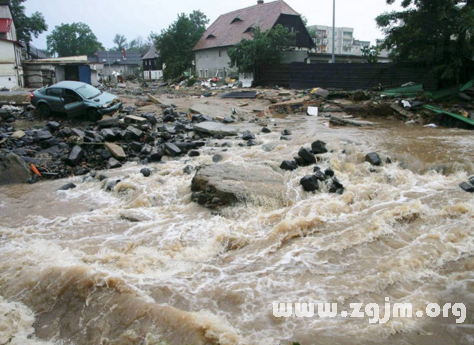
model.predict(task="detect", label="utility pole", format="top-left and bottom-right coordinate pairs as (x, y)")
top-left (332, 0), bottom-right (336, 63)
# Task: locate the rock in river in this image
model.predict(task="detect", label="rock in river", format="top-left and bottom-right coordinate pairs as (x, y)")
top-left (194, 121), bottom-right (238, 137)
top-left (300, 175), bottom-right (319, 192)
top-left (365, 152), bottom-right (382, 166)
top-left (191, 163), bottom-right (286, 206)
top-left (0, 153), bottom-right (31, 185)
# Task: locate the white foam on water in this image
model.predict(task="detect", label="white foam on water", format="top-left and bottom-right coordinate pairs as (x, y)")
top-left (1, 127), bottom-right (474, 345)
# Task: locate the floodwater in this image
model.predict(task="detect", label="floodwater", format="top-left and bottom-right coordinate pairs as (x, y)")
top-left (1, 114), bottom-right (474, 345)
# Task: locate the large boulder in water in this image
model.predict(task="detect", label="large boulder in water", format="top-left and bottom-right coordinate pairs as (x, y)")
top-left (191, 163), bottom-right (286, 206)
top-left (0, 153), bottom-right (31, 185)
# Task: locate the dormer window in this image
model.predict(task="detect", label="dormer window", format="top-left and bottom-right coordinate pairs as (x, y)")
top-left (231, 18), bottom-right (243, 24)
top-left (244, 27), bottom-right (254, 34)
top-left (206, 34), bottom-right (216, 39)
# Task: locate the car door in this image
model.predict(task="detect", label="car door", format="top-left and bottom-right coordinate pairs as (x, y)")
top-left (45, 88), bottom-right (65, 112)
top-left (63, 88), bottom-right (85, 119)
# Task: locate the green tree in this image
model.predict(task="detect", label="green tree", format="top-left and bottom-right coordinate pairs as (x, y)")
top-left (112, 34), bottom-right (128, 51)
top-left (47, 23), bottom-right (103, 57)
top-left (228, 24), bottom-right (296, 74)
top-left (361, 45), bottom-right (380, 63)
top-left (128, 36), bottom-right (152, 54)
top-left (155, 10), bottom-right (209, 80)
top-left (8, 0), bottom-right (47, 48)
top-left (376, 0), bottom-right (474, 82)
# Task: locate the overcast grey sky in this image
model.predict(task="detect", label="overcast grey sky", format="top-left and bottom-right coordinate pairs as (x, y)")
top-left (25, 0), bottom-right (402, 51)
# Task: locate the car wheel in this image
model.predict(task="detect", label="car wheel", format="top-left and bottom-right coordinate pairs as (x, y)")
top-left (86, 108), bottom-right (101, 122)
top-left (38, 103), bottom-right (51, 117)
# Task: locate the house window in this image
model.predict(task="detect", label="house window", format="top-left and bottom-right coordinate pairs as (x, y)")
top-left (218, 50), bottom-right (222, 57)
top-left (204, 69), bottom-right (208, 78)
top-left (199, 70), bottom-right (203, 78)
top-left (206, 52), bottom-right (209, 58)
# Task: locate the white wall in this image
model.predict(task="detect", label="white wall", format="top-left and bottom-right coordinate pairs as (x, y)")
top-left (195, 48), bottom-right (237, 79)
top-left (0, 40), bottom-right (19, 89)
top-left (144, 70), bottom-right (163, 80)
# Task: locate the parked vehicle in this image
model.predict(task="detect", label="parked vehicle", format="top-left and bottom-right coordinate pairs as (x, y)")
top-left (30, 81), bottom-right (122, 121)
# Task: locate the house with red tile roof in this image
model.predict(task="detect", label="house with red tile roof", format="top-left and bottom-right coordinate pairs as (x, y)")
top-left (193, 0), bottom-right (315, 80)
top-left (0, 2), bottom-right (23, 88)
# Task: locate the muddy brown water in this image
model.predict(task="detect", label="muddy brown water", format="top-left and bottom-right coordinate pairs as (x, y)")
top-left (1, 114), bottom-right (474, 345)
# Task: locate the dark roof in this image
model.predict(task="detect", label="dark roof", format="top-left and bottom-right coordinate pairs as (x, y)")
top-left (21, 42), bottom-right (47, 59)
top-left (142, 45), bottom-right (159, 60)
top-left (193, 0), bottom-right (299, 51)
top-left (89, 51), bottom-right (142, 65)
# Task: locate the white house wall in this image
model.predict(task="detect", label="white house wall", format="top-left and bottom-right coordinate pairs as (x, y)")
top-left (195, 48), bottom-right (237, 79)
top-left (0, 40), bottom-right (19, 89)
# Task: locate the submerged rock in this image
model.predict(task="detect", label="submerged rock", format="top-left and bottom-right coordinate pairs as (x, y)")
top-left (460, 182), bottom-right (474, 193)
top-left (311, 140), bottom-right (328, 154)
top-left (280, 160), bottom-right (298, 171)
top-left (191, 163), bottom-right (286, 206)
top-left (300, 175), bottom-right (319, 192)
top-left (58, 183), bottom-right (76, 191)
top-left (365, 152), bottom-right (382, 166)
top-left (298, 147), bottom-right (316, 165)
top-left (140, 168), bottom-right (152, 177)
top-left (242, 130), bottom-right (255, 140)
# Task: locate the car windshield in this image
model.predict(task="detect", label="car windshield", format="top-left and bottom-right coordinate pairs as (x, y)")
top-left (76, 84), bottom-right (101, 99)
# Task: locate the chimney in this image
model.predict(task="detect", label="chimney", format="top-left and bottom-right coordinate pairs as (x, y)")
top-left (257, 0), bottom-right (264, 4)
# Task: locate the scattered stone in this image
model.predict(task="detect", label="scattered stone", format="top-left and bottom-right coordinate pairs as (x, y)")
top-left (10, 130), bottom-right (26, 140)
top-left (262, 127), bottom-right (271, 133)
top-left (242, 130), bottom-right (255, 140)
top-left (66, 146), bottom-right (84, 166)
top-left (123, 115), bottom-right (148, 126)
top-left (163, 114), bottom-right (175, 122)
top-left (189, 150), bottom-right (200, 157)
top-left (325, 167), bottom-right (335, 177)
top-left (107, 157), bottom-right (122, 169)
top-left (365, 152), bottom-right (382, 166)
top-left (194, 121), bottom-right (238, 137)
top-left (314, 170), bottom-right (326, 181)
top-left (100, 129), bottom-right (117, 142)
top-left (71, 128), bottom-right (85, 138)
top-left (183, 165), bottom-right (195, 175)
top-left (140, 168), bottom-right (152, 177)
top-left (213, 154), bottom-right (224, 163)
top-left (281, 129), bottom-right (292, 135)
top-left (149, 149), bottom-right (163, 162)
top-left (105, 142), bottom-right (127, 160)
top-left (460, 182), bottom-right (474, 193)
top-left (0, 153), bottom-right (31, 185)
top-left (300, 175), bottom-right (320, 192)
top-left (247, 140), bottom-right (257, 146)
top-left (327, 177), bottom-right (344, 194)
top-left (36, 130), bottom-right (52, 141)
top-left (280, 136), bottom-right (291, 141)
top-left (298, 147), bottom-right (316, 165)
top-left (58, 183), bottom-right (76, 191)
top-left (311, 140), bottom-right (328, 154)
top-left (97, 117), bottom-right (119, 128)
top-left (164, 142), bottom-right (182, 157)
top-left (46, 121), bottom-right (60, 131)
top-left (280, 160), bottom-right (297, 171)
top-left (125, 126), bottom-right (143, 140)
